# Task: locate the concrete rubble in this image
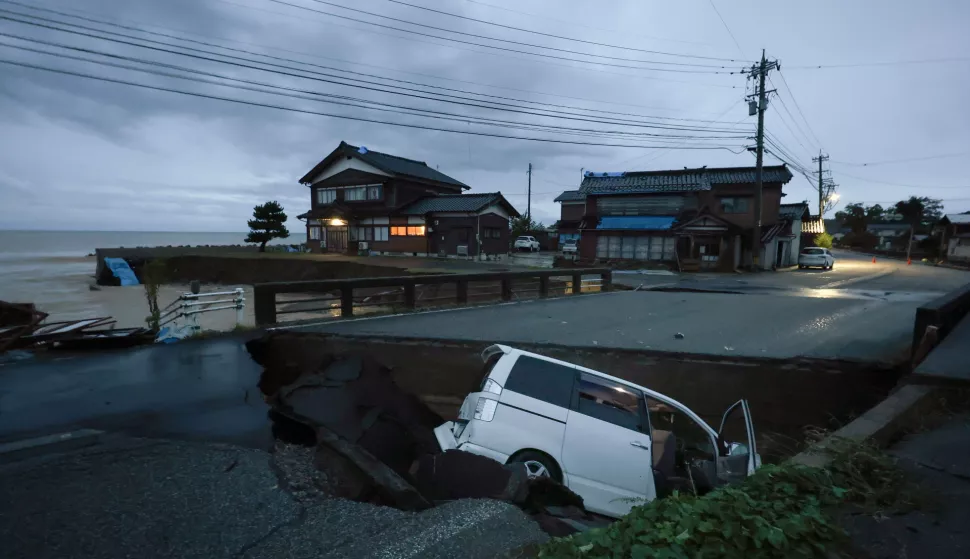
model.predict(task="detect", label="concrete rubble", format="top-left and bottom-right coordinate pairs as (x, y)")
top-left (247, 331), bottom-right (602, 537)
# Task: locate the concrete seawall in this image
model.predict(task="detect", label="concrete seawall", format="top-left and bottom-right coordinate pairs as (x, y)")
top-left (95, 246), bottom-right (258, 282)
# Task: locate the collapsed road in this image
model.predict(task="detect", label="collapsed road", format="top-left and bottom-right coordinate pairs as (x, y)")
top-left (247, 332), bottom-right (604, 537)
top-left (0, 327), bottom-right (904, 558)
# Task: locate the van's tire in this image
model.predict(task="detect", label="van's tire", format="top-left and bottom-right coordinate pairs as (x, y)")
top-left (509, 450), bottom-right (562, 482)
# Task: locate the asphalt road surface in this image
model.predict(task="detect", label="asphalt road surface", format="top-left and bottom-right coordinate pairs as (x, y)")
top-left (302, 250), bottom-right (969, 362)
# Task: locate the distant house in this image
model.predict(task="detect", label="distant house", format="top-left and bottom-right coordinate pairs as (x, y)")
top-left (556, 165), bottom-right (794, 270)
top-left (779, 202), bottom-right (815, 264)
top-left (866, 223), bottom-right (911, 250)
top-left (553, 190), bottom-right (586, 245)
top-left (939, 213), bottom-right (970, 262)
top-left (297, 142), bottom-right (519, 258)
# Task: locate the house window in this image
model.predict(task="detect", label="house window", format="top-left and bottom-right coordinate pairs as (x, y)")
top-left (308, 226), bottom-right (322, 240)
top-left (458, 228), bottom-right (470, 242)
top-left (375, 227), bottom-right (388, 242)
top-left (317, 189), bottom-right (336, 204)
top-left (596, 235), bottom-right (674, 260)
top-left (720, 197), bottom-right (750, 214)
top-left (391, 225), bottom-right (426, 236)
top-left (484, 228), bottom-right (502, 239)
top-left (343, 185), bottom-right (382, 201)
top-left (344, 187), bottom-right (366, 201)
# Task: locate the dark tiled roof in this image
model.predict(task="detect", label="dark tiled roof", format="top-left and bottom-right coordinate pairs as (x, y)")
top-left (300, 141), bottom-right (468, 189)
top-left (579, 165), bottom-right (793, 195)
top-left (399, 193), bottom-right (520, 216)
top-left (779, 202), bottom-right (811, 220)
top-left (554, 190), bottom-right (586, 202)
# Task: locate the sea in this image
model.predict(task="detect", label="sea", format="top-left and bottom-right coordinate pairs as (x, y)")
top-left (0, 230), bottom-right (287, 326)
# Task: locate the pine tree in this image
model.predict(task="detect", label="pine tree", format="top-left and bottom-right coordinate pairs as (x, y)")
top-left (245, 201), bottom-right (290, 252)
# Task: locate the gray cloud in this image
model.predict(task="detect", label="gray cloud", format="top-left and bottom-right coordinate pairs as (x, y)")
top-left (1, 0), bottom-right (968, 233)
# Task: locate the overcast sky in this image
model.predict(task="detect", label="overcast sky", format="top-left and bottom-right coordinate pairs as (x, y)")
top-left (1, 0), bottom-right (968, 232)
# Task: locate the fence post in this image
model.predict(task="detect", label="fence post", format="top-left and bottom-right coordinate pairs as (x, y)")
top-left (538, 275), bottom-right (549, 297)
top-left (404, 282), bottom-right (416, 309)
top-left (456, 280), bottom-right (468, 304)
top-left (572, 273), bottom-right (582, 294)
top-left (341, 286), bottom-right (354, 317)
top-left (234, 288), bottom-right (245, 325)
top-left (601, 270), bottom-right (612, 292)
top-left (253, 285), bottom-right (277, 326)
top-left (501, 278), bottom-right (513, 301)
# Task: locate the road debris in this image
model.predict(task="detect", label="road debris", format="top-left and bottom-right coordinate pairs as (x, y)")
top-left (674, 332), bottom-right (685, 339)
top-left (247, 332), bottom-right (597, 536)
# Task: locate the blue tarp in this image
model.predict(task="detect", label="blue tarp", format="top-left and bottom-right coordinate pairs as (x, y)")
top-left (598, 216), bottom-right (677, 231)
top-left (103, 257), bottom-right (140, 286)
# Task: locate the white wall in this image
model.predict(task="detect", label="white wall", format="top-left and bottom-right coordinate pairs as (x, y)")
top-left (311, 157), bottom-right (390, 183)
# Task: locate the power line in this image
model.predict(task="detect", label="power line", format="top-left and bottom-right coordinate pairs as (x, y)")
top-left (0, 12), bottom-right (749, 135)
top-left (382, 0), bottom-right (749, 62)
top-left (0, 1), bottom-right (742, 125)
top-left (616, 99), bottom-right (747, 168)
top-left (766, 77), bottom-right (818, 155)
top-left (707, 0), bottom-right (746, 59)
top-left (212, 0), bottom-right (738, 88)
top-left (786, 57), bottom-right (970, 70)
top-left (831, 151), bottom-right (970, 167)
top-left (834, 170), bottom-right (969, 190)
top-left (774, 69), bottom-right (823, 147)
top-left (265, 0), bottom-right (738, 72)
top-left (0, 37), bottom-right (751, 144)
top-left (460, 0), bottom-right (712, 47)
top-left (0, 57), bottom-right (749, 151)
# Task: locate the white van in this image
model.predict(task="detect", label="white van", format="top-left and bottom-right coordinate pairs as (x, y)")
top-left (435, 345), bottom-right (760, 518)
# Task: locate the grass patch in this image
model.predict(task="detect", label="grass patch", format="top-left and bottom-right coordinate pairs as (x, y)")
top-left (539, 438), bottom-right (917, 558)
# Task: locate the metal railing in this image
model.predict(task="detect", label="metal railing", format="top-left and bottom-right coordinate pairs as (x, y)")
top-left (253, 268), bottom-right (611, 326)
top-left (158, 288), bottom-right (246, 335)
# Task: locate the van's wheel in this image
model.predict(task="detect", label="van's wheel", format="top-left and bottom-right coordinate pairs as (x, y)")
top-left (509, 451), bottom-right (562, 482)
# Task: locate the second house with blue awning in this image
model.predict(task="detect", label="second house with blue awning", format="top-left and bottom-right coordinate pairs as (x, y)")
top-left (555, 165), bottom-right (796, 271)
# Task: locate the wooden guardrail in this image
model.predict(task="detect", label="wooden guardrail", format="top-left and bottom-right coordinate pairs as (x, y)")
top-left (253, 268), bottom-right (612, 326)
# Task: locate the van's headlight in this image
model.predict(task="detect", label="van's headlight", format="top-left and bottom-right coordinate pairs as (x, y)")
top-left (482, 379), bottom-right (503, 395)
top-left (474, 398), bottom-right (498, 422)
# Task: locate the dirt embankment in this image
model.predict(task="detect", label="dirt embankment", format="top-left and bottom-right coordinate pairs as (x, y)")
top-left (127, 255), bottom-right (410, 285)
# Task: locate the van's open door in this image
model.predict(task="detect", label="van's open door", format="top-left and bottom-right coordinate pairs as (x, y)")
top-left (715, 400), bottom-right (758, 484)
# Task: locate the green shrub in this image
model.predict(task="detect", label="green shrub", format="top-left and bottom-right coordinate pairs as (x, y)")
top-left (539, 439), bottom-right (908, 559)
top-left (814, 232), bottom-right (833, 249)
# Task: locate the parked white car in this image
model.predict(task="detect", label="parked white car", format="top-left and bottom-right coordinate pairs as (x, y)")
top-left (560, 239), bottom-right (578, 255)
top-left (514, 236), bottom-right (540, 252)
top-left (435, 345), bottom-right (760, 518)
top-left (798, 247), bottom-right (835, 270)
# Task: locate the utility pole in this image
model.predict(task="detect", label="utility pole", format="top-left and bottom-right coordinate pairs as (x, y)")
top-left (527, 162), bottom-right (532, 222)
top-left (813, 152), bottom-right (830, 218)
top-left (812, 152), bottom-right (837, 220)
top-left (746, 50), bottom-right (778, 269)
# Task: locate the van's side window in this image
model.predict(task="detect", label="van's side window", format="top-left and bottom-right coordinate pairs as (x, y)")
top-left (504, 356), bottom-right (575, 408)
top-left (575, 373), bottom-right (643, 431)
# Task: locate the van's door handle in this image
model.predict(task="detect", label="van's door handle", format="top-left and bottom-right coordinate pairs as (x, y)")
top-left (630, 441), bottom-right (649, 450)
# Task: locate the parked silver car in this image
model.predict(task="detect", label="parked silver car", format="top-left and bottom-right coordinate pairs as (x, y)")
top-left (561, 239), bottom-right (578, 255)
top-left (798, 247), bottom-right (835, 270)
top-left (514, 236), bottom-right (540, 252)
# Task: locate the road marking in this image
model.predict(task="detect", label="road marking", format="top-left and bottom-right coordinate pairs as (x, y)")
top-left (818, 270), bottom-right (894, 289)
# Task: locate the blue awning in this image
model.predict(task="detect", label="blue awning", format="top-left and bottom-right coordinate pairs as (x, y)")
top-left (597, 216), bottom-right (676, 231)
